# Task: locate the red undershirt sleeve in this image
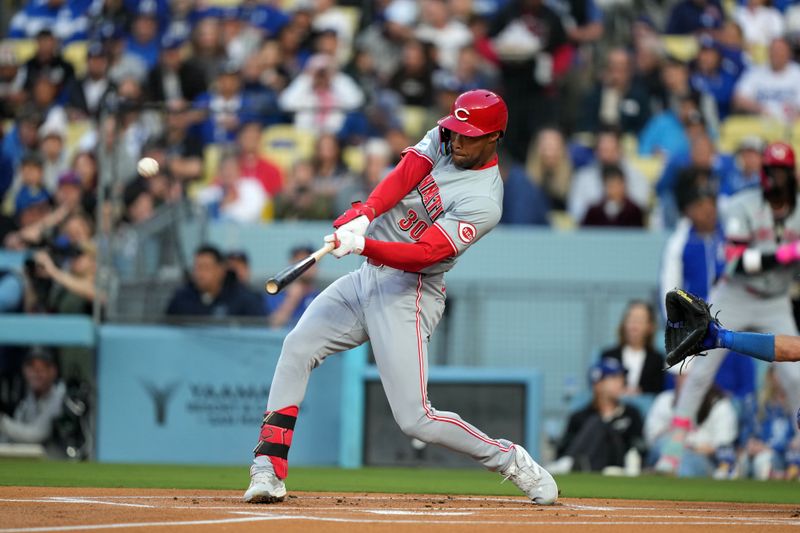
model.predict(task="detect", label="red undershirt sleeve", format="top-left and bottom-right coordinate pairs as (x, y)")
top-left (365, 149), bottom-right (433, 216)
top-left (361, 222), bottom-right (455, 272)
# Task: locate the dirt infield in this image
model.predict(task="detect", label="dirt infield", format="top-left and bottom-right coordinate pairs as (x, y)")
top-left (1, 486), bottom-right (799, 532)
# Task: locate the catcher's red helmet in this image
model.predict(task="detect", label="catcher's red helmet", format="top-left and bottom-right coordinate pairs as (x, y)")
top-left (761, 141), bottom-right (797, 208)
top-left (437, 90), bottom-right (508, 138)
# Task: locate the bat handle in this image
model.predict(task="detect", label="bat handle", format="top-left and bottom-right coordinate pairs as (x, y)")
top-left (312, 242), bottom-right (336, 262)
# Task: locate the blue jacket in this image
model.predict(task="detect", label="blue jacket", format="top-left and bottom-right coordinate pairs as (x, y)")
top-left (9, 0), bottom-right (92, 43)
top-left (499, 165), bottom-right (550, 226)
top-left (166, 273), bottom-right (266, 318)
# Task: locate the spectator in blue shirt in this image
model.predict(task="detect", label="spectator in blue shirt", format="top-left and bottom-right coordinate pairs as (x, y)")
top-left (9, 0), bottom-right (91, 43)
top-left (191, 63), bottom-right (255, 146)
top-left (666, 0), bottom-right (725, 34)
top-left (264, 246), bottom-right (321, 329)
top-left (690, 38), bottom-right (738, 119)
top-left (242, 2), bottom-right (291, 38)
top-left (124, 3), bottom-right (162, 71)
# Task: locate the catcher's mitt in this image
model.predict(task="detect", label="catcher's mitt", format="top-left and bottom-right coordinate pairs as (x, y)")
top-left (664, 289), bottom-right (715, 368)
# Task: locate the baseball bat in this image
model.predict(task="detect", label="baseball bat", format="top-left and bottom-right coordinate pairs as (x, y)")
top-left (265, 242), bottom-right (336, 295)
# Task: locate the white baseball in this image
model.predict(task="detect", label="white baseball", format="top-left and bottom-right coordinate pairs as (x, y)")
top-left (137, 157), bottom-right (159, 177)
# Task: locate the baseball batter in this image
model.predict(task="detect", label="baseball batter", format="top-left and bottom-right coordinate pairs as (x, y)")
top-left (657, 142), bottom-right (800, 473)
top-left (243, 90), bottom-right (558, 504)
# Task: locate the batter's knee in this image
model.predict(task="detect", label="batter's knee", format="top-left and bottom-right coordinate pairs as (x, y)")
top-left (280, 328), bottom-right (322, 371)
top-left (395, 410), bottom-right (438, 443)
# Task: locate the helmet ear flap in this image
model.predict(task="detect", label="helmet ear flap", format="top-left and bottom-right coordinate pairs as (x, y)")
top-left (439, 126), bottom-right (451, 156)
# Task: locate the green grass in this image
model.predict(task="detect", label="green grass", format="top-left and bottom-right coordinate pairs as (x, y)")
top-left (0, 458), bottom-right (797, 504)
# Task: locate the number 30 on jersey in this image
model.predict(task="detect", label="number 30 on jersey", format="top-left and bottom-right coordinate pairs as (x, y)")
top-left (397, 209), bottom-right (429, 241)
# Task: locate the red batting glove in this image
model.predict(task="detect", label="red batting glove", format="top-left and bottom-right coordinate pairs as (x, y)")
top-left (333, 201), bottom-right (376, 228)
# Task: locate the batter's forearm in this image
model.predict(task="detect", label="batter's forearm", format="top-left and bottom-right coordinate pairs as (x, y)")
top-left (776, 335), bottom-right (800, 362)
top-left (362, 228), bottom-right (453, 272)
top-left (366, 150), bottom-right (433, 216)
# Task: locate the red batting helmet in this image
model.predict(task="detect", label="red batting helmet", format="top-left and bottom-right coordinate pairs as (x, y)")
top-left (437, 90), bottom-right (508, 138)
top-left (761, 141), bottom-right (797, 209)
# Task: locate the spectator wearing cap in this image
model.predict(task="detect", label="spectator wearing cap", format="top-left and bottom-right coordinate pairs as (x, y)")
top-left (265, 245), bottom-right (321, 329)
top-left (9, 1), bottom-right (89, 43)
top-left (388, 39), bottom-right (436, 107)
top-left (719, 137), bottom-right (763, 204)
top-left (733, 38), bottom-right (800, 122)
top-left (581, 164), bottom-right (645, 227)
top-left (278, 53), bottom-right (365, 134)
top-left (18, 29), bottom-right (75, 94)
top-left (734, 0), bottom-right (785, 48)
top-left (54, 172), bottom-right (84, 213)
top-left (145, 33), bottom-right (207, 104)
top-left (124, 2), bottom-right (162, 70)
top-left (64, 41), bottom-right (115, 120)
top-left (579, 48), bottom-right (651, 136)
top-left (242, 0), bottom-right (291, 39)
top-left (166, 245), bottom-right (266, 318)
top-left (645, 357), bottom-right (738, 477)
top-left (191, 62), bottom-right (253, 146)
top-left (548, 357), bottom-right (644, 473)
top-left (237, 121), bottom-right (284, 202)
top-left (13, 152), bottom-right (51, 216)
top-left (0, 348), bottom-right (65, 452)
top-left (665, 0), bottom-right (724, 34)
top-left (690, 38), bottom-right (738, 119)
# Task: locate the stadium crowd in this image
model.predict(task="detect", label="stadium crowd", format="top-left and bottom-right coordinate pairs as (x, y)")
top-left (1, 0), bottom-right (800, 478)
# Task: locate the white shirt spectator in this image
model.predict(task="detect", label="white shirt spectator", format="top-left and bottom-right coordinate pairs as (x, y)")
top-left (279, 55), bottom-right (364, 133)
top-left (197, 177), bottom-right (266, 224)
top-left (568, 161), bottom-right (651, 222)
top-left (645, 389), bottom-right (737, 449)
top-left (415, 21), bottom-right (472, 71)
top-left (734, 62), bottom-right (800, 121)
top-left (621, 346), bottom-right (646, 391)
top-left (734, 6), bottom-right (785, 47)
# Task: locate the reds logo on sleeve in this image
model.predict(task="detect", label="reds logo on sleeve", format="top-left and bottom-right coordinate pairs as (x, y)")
top-left (457, 221), bottom-right (477, 243)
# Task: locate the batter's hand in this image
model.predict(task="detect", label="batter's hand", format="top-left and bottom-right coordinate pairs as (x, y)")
top-left (336, 215), bottom-right (370, 237)
top-left (333, 201), bottom-right (375, 231)
top-left (324, 229), bottom-right (365, 258)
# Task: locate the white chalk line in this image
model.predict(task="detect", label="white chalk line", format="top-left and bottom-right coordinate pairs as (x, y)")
top-left (0, 516), bottom-right (276, 533)
top-left (0, 498), bottom-right (154, 509)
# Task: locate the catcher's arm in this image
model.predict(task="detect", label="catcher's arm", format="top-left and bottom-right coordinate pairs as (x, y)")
top-left (776, 335), bottom-right (800, 362)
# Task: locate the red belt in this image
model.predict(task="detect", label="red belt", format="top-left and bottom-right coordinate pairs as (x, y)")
top-left (367, 257), bottom-right (384, 267)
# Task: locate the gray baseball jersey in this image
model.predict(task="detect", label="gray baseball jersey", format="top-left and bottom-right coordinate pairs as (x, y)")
top-left (723, 189), bottom-right (800, 297)
top-left (256, 128), bottom-right (518, 476)
top-left (368, 127), bottom-right (504, 274)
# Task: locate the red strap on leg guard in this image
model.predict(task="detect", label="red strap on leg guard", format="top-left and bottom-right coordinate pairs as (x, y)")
top-left (254, 405), bottom-right (298, 480)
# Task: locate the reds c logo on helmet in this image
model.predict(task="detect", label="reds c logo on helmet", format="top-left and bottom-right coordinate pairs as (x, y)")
top-left (437, 90), bottom-right (508, 138)
top-left (761, 141), bottom-right (798, 210)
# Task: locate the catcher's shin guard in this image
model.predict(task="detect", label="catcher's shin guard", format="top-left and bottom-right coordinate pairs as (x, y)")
top-left (253, 406), bottom-right (298, 479)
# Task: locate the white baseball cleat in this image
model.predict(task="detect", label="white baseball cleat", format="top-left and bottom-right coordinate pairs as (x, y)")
top-left (502, 446), bottom-right (559, 505)
top-left (243, 462), bottom-right (287, 503)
